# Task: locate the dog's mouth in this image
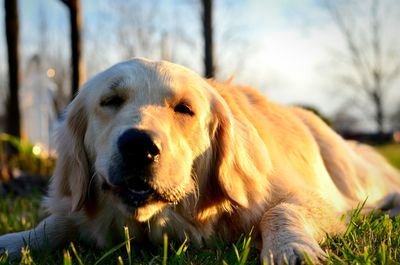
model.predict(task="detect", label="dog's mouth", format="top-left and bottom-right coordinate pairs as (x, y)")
top-left (102, 176), bottom-right (176, 208)
top-left (116, 186), bottom-right (155, 207)
top-left (102, 178), bottom-right (154, 207)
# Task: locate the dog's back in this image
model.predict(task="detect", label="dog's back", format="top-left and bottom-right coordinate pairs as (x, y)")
top-left (292, 107), bottom-right (400, 207)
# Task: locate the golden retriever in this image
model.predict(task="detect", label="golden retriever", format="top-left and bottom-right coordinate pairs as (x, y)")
top-left (1, 58), bottom-right (400, 264)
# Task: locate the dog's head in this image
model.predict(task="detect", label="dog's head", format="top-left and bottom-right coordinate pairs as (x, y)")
top-left (52, 58), bottom-right (270, 222)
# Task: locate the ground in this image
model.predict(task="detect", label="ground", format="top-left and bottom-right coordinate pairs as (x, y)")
top-left (0, 144), bottom-right (399, 264)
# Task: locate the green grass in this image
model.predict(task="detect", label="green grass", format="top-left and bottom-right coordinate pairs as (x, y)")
top-left (375, 143), bottom-right (400, 170)
top-left (0, 193), bottom-right (41, 235)
top-left (0, 133), bottom-right (55, 180)
top-left (0, 144), bottom-right (399, 264)
top-left (0, 196), bottom-right (259, 265)
top-left (324, 207), bottom-right (400, 264)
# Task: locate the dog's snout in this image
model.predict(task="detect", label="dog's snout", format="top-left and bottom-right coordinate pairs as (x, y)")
top-left (117, 128), bottom-right (160, 164)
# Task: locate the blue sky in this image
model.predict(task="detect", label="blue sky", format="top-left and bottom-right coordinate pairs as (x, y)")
top-left (1, 0), bottom-right (399, 130)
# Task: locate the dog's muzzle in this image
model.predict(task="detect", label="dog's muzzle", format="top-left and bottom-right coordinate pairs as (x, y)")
top-left (106, 128), bottom-right (161, 207)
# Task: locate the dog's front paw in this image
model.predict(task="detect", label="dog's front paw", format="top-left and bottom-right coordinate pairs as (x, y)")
top-left (0, 233), bottom-right (25, 261)
top-left (261, 236), bottom-right (326, 265)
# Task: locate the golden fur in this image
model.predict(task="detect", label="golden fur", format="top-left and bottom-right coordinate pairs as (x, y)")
top-left (1, 58), bottom-right (400, 264)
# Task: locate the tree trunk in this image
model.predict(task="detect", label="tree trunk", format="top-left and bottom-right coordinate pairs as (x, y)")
top-left (372, 91), bottom-right (384, 136)
top-left (69, 0), bottom-right (85, 99)
top-left (4, 0), bottom-right (21, 138)
top-left (202, 0), bottom-right (214, 78)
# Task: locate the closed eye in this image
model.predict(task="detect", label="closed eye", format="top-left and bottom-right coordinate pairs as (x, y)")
top-left (174, 103), bottom-right (195, 116)
top-left (100, 95), bottom-right (125, 108)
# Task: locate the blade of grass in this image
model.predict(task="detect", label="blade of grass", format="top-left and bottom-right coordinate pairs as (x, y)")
top-left (344, 199), bottom-right (367, 237)
top-left (63, 250), bottom-right (72, 265)
top-left (118, 255), bottom-right (124, 265)
top-left (303, 251), bottom-right (314, 265)
top-left (175, 239), bottom-right (188, 265)
top-left (20, 246), bottom-right (34, 265)
top-left (70, 242), bottom-right (84, 265)
top-left (239, 236), bottom-right (252, 265)
top-left (233, 244), bottom-right (240, 262)
top-left (124, 226), bottom-right (132, 265)
top-left (94, 240), bottom-right (127, 265)
top-left (163, 233), bottom-right (168, 265)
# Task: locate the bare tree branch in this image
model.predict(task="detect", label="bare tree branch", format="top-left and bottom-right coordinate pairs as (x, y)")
top-left (323, 0), bottom-right (400, 134)
top-left (384, 63), bottom-right (400, 86)
top-left (325, 1), bottom-right (372, 94)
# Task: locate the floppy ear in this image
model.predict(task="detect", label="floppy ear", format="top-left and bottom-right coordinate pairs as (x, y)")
top-left (210, 95), bottom-right (272, 208)
top-left (52, 96), bottom-right (90, 212)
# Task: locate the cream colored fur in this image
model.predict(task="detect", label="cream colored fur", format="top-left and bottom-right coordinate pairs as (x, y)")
top-left (1, 58), bottom-right (399, 264)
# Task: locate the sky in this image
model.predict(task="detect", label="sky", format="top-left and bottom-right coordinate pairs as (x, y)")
top-left (1, 0), bottom-right (400, 131)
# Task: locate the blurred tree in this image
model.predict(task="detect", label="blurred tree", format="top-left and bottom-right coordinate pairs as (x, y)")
top-left (36, 4), bottom-right (70, 115)
top-left (0, 68), bottom-right (5, 117)
top-left (4, 0), bottom-right (21, 138)
top-left (331, 109), bottom-right (360, 133)
top-left (59, 0), bottom-right (85, 100)
top-left (391, 107), bottom-right (400, 130)
top-left (296, 104), bottom-right (332, 126)
top-left (202, 0), bottom-right (215, 78)
top-left (113, 0), bottom-right (159, 60)
top-left (324, 0), bottom-right (400, 135)
top-left (102, 0), bottom-right (195, 71)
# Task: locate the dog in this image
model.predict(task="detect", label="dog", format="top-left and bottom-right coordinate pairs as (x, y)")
top-left (1, 58), bottom-right (399, 264)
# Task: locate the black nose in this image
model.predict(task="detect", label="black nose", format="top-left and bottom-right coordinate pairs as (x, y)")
top-left (117, 129), bottom-right (160, 165)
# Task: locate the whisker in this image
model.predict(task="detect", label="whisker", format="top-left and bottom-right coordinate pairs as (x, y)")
top-left (87, 171), bottom-right (97, 199)
top-left (190, 171), bottom-right (200, 208)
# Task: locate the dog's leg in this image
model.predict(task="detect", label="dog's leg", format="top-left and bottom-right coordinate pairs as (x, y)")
top-left (260, 196), bottom-right (344, 265)
top-left (376, 192), bottom-right (400, 216)
top-left (0, 214), bottom-right (76, 261)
